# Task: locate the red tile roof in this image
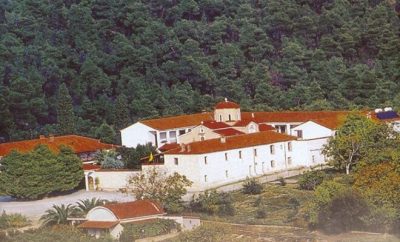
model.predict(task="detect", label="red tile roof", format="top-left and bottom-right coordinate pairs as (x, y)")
top-left (202, 120), bottom-right (230, 129)
top-left (259, 124), bottom-right (276, 131)
top-left (82, 163), bottom-right (101, 171)
top-left (140, 113), bottom-right (213, 130)
top-left (158, 143), bottom-right (180, 152)
top-left (103, 200), bottom-right (165, 220)
top-left (78, 221), bottom-right (119, 229)
top-left (165, 131), bottom-right (296, 155)
top-left (241, 111), bottom-right (351, 123)
top-left (0, 135), bottom-right (117, 157)
top-left (215, 101), bottom-right (240, 109)
top-left (233, 119), bottom-right (255, 127)
top-left (213, 128), bottom-right (244, 136)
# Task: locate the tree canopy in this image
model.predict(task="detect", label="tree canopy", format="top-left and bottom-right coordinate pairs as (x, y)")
top-left (0, 0), bottom-right (399, 142)
top-left (0, 145), bottom-right (83, 199)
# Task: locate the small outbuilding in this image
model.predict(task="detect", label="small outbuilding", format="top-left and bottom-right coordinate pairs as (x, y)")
top-left (78, 200), bottom-right (166, 239)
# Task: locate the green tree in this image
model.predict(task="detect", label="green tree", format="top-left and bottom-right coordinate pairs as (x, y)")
top-left (57, 83), bottom-right (75, 135)
top-left (113, 94), bottom-right (130, 131)
top-left (0, 145), bottom-right (83, 199)
top-left (95, 123), bottom-right (116, 144)
top-left (128, 167), bottom-right (192, 213)
top-left (323, 114), bottom-right (378, 174)
top-left (75, 198), bottom-right (108, 217)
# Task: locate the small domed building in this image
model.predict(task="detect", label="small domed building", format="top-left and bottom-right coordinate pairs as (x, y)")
top-left (213, 98), bottom-right (241, 123)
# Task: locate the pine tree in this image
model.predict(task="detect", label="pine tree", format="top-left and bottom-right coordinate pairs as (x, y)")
top-left (113, 94), bottom-right (130, 131)
top-left (57, 83), bottom-right (75, 135)
top-left (95, 123), bottom-right (116, 144)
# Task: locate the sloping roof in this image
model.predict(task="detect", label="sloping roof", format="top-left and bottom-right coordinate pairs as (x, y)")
top-left (82, 163), bottom-right (101, 171)
top-left (375, 111), bottom-right (399, 120)
top-left (213, 128), bottom-right (244, 136)
top-left (78, 221), bottom-right (119, 229)
top-left (241, 111), bottom-right (350, 123)
top-left (233, 119), bottom-right (256, 127)
top-left (165, 131), bottom-right (296, 155)
top-left (158, 143), bottom-right (180, 152)
top-left (259, 124), bottom-right (276, 131)
top-left (215, 101), bottom-right (240, 109)
top-left (0, 135), bottom-right (116, 157)
top-left (140, 113), bottom-right (213, 130)
top-left (202, 120), bottom-right (230, 129)
top-left (103, 200), bottom-right (165, 220)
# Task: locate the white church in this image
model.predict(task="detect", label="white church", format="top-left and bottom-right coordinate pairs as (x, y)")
top-left (120, 99), bottom-right (399, 192)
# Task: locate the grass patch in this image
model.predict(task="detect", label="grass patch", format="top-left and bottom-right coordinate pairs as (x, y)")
top-left (120, 219), bottom-right (179, 242)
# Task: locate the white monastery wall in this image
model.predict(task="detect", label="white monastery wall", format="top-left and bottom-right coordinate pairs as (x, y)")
top-left (214, 108), bottom-right (241, 122)
top-left (178, 125), bottom-right (220, 144)
top-left (92, 170), bottom-right (140, 191)
top-left (292, 121), bottom-right (333, 140)
top-left (121, 123), bottom-right (156, 148)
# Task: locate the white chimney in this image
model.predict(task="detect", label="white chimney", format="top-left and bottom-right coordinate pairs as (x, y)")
top-left (224, 97), bottom-right (228, 102)
top-left (220, 136), bottom-right (226, 143)
top-left (384, 107), bottom-right (393, 112)
top-left (251, 113), bottom-right (255, 118)
top-left (187, 145), bottom-right (191, 152)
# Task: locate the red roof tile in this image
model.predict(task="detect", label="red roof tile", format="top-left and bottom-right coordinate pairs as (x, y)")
top-left (259, 124), bottom-right (276, 131)
top-left (82, 163), bottom-right (101, 171)
top-left (140, 113), bottom-right (213, 130)
top-left (0, 135), bottom-right (117, 157)
top-left (213, 128), bottom-right (244, 136)
top-left (78, 221), bottom-right (119, 229)
top-left (166, 131), bottom-right (296, 155)
top-left (158, 143), bottom-right (180, 152)
top-left (215, 101), bottom-right (240, 109)
top-left (241, 111), bottom-right (351, 123)
top-left (202, 120), bottom-right (230, 129)
top-left (103, 200), bottom-right (165, 220)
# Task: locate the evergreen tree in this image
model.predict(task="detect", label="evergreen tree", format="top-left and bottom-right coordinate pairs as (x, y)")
top-left (95, 123), bottom-right (116, 144)
top-left (113, 94), bottom-right (130, 131)
top-left (57, 83), bottom-right (76, 135)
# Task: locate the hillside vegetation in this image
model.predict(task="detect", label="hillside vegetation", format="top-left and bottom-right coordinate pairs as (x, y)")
top-left (0, 0), bottom-right (399, 141)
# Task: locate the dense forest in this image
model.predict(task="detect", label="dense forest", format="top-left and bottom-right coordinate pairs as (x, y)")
top-left (0, 0), bottom-right (399, 142)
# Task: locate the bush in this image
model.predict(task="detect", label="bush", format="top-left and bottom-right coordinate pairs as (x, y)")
top-left (317, 190), bottom-right (369, 233)
top-left (0, 212), bottom-right (30, 229)
top-left (255, 207), bottom-right (267, 219)
top-left (190, 190), bottom-right (235, 216)
top-left (278, 177), bottom-right (286, 186)
top-left (120, 219), bottom-right (179, 242)
top-left (298, 170), bottom-right (325, 190)
top-left (288, 197), bottom-right (300, 210)
top-left (253, 196), bottom-right (263, 207)
top-left (242, 179), bottom-right (263, 195)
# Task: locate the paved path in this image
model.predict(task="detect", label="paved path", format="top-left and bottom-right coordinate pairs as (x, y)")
top-left (0, 190), bottom-right (134, 222)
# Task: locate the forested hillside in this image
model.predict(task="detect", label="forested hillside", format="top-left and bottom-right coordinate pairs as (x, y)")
top-left (0, 0), bottom-right (399, 142)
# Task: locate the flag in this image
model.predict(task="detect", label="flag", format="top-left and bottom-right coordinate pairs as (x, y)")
top-left (148, 152), bottom-right (154, 163)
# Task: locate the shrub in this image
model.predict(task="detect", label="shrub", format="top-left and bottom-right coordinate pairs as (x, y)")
top-left (0, 212), bottom-right (30, 229)
top-left (255, 207), bottom-right (267, 219)
top-left (278, 177), bottom-right (286, 186)
top-left (288, 197), bottom-right (300, 210)
top-left (190, 190), bottom-right (235, 216)
top-left (298, 170), bottom-right (325, 190)
top-left (120, 219), bottom-right (179, 242)
top-left (242, 178), bottom-right (263, 195)
top-left (253, 196), bottom-right (263, 207)
top-left (317, 190), bottom-right (369, 233)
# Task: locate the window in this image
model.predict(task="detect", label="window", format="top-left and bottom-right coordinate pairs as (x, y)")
top-left (225, 153), bottom-right (228, 161)
top-left (239, 150), bottom-right (242, 159)
top-left (296, 130), bottom-right (303, 139)
top-left (270, 145), bottom-right (275, 155)
top-left (262, 162), bottom-right (265, 172)
top-left (200, 128), bottom-right (204, 133)
top-left (254, 148), bottom-right (257, 157)
top-left (271, 160), bottom-right (275, 168)
top-left (179, 129), bottom-right (186, 135)
top-left (225, 170), bottom-right (229, 178)
top-left (160, 132), bottom-right (167, 142)
top-left (169, 131), bottom-right (177, 142)
top-left (249, 165), bottom-right (252, 174)
top-left (219, 115), bottom-right (222, 122)
top-left (174, 158), bottom-right (179, 165)
top-left (204, 175), bottom-right (207, 182)
top-left (201, 136), bottom-right (205, 141)
top-left (287, 157), bottom-right (292, 165)
top-left (312, 155), bottom-right (316, 163)
top-left (228, 114), bottom-right (232, 121)
top-left (204, 156), bottom-right (207, 165)
top-left (288, 142), bottom-right (292, 152)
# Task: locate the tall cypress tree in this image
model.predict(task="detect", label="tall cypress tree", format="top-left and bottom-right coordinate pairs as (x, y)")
top-left (114, 94), bottom-right (130, 131)
top-left (57, 83), bottom-right (75, 135)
